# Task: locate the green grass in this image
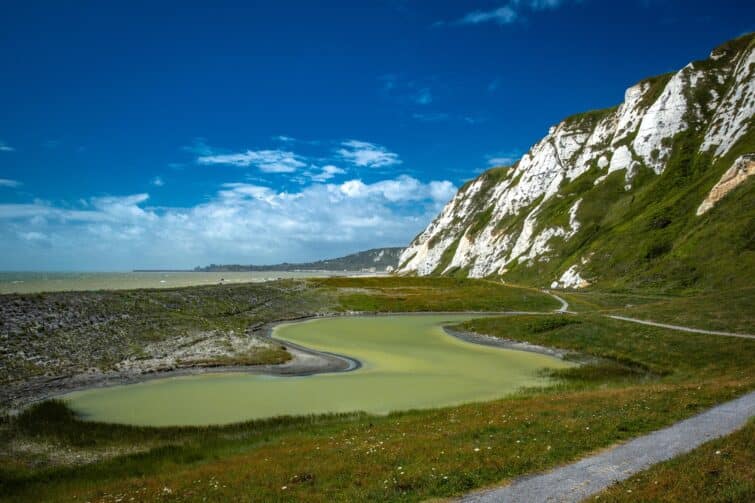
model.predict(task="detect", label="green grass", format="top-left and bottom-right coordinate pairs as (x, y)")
top-left (555, 287), bottom-right (755, 334)
top-left (2, 302), bottom-right (754, 501)
top-left (606, 287), bottom-right (755, 334)
top-left (314, 276), bottom-right (559, 312)
top-left (594, 419), bottom-right (754, 502)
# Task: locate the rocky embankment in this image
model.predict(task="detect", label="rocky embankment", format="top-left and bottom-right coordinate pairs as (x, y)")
top-left (0, 280), bottom-right (333, 412)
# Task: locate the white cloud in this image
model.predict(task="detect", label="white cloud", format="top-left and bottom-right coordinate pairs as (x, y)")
top-left (0, 141), bottom-right (15, 152)
top-left (337, 140), bottom-right (402, 168)
top-left (0, 178), bottom-right (21, 188)
top-left (487, 151), bottom-right (521, 166)
top-left (460, 6), bottom-right (517, 25)
top-left (0, 176), bottom-right (456, 269)
top-left (336, 175), bottom-right (454, 204)
top-left (151, 176), bottom-right (165, 187)
top-left (309, 165), bottom-right (346, 182)
top-left (198, 149), bottom-right (307, 173)
top-left (428, 180), bottom-right (457, 203)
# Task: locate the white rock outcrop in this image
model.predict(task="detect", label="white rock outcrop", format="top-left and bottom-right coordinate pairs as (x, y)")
top-left (696, 155), bottom-right (755, 215)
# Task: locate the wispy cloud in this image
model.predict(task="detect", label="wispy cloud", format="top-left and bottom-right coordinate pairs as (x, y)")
top-left (0, 141), bottom-right (15, 152)
top-left (415, 88), bottom-right (432, 105)
top-left (337, 140), bottom-right (402, 168)
top-left (412, 112), bottom-right (450, 122)
top-left (198, 149), bottom-right (307, 173)
top-left (273, 135), bottom-right (296, 143)
top-left (460, 6), bottom-right (517, 25)
top-left (486, 150), bottom-right (523, 166)
top-left (0, 178), bottom-right (21, 188)
top-left (447, 1), bottom-right (569, 27)
top-left (151, 176), bottom-right (165, 187)
top-left (379, 74), bottom-right (437, 107)
top-left (182, 138), bottom-right (215, 156)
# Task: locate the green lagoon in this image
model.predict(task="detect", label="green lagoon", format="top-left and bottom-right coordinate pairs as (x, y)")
top-left (64, 315), bottom-right (571, 426)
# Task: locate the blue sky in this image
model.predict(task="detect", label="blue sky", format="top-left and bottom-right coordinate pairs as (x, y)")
top-left (1, 1), bottom-right (753, 270)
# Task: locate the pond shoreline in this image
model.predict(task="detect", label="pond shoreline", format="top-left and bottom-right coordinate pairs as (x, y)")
top-left (5, 310), bottom-right (563, 415)
top-left (442, 326), bottom-right (570, 359)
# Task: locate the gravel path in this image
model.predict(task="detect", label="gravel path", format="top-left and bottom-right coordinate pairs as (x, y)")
top-left (541, 288), bottom-right (754, 339)
top-left (545, 291), bottom-right (571, 313)
top-left (460, 390), bottom-right (755, 502)
top-left (606, 315), bottom-right (755, 339)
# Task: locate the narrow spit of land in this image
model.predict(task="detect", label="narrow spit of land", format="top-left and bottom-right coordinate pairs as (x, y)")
top-left (460, 390), bottom-right (755, 502)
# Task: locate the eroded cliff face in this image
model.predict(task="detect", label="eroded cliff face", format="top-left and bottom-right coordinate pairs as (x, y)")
top-left (399, 34), bottom-right (755, 289)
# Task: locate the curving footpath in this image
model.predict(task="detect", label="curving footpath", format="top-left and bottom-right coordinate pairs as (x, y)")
top-left (460, 390), bottom-right (755, 502)
top-left (542, 289), bottom-right (754, 339)
top-left (606, 315), bottom-right (755, 339)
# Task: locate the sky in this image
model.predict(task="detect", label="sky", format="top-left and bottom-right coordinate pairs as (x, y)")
top-left (1, 1), bottom-right (753, 271)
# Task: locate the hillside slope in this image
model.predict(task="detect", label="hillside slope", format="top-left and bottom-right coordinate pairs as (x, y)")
top-left (197, 247), bottom-right (404, 272)
top-left (399, 34), bottom-right (755, 292)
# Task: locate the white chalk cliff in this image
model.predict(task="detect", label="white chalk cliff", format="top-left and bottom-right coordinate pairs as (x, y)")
top-left (398, 34), bottom-right (755, 288)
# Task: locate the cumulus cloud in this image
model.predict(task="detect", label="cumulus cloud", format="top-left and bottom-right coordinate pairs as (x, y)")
top-left (337, 140), bottom-right (402, 168)
top-left (198, 149), bottom-right (307, 173)
top-left (309, 165), bottom-right (346, 182)
top-left (0, 178), bottom-right (21, 188)
top-left (0, 176), bottom-right (456, 269)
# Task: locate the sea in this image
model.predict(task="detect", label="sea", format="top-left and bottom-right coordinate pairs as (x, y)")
top-left (0, 270), bottom-right (365, 295)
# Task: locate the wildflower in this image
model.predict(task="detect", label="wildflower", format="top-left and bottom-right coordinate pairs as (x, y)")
top-left (474, 447), bottom-right (480, 452)
top-left (281, 486), bottom-right (288, 490)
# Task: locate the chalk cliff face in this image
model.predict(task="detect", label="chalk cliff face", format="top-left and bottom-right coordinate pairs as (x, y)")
top-left (398, 34), bottom-right (755, 291)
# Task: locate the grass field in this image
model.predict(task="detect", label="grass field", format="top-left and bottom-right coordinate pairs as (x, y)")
top-left (316, 276), bottom-right (559, 312)
top-left (1, 281), bottom-right (753, 501)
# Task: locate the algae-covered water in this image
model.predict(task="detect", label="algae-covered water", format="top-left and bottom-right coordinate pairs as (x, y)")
top-left (64, 315), bottom-right (571, 426)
